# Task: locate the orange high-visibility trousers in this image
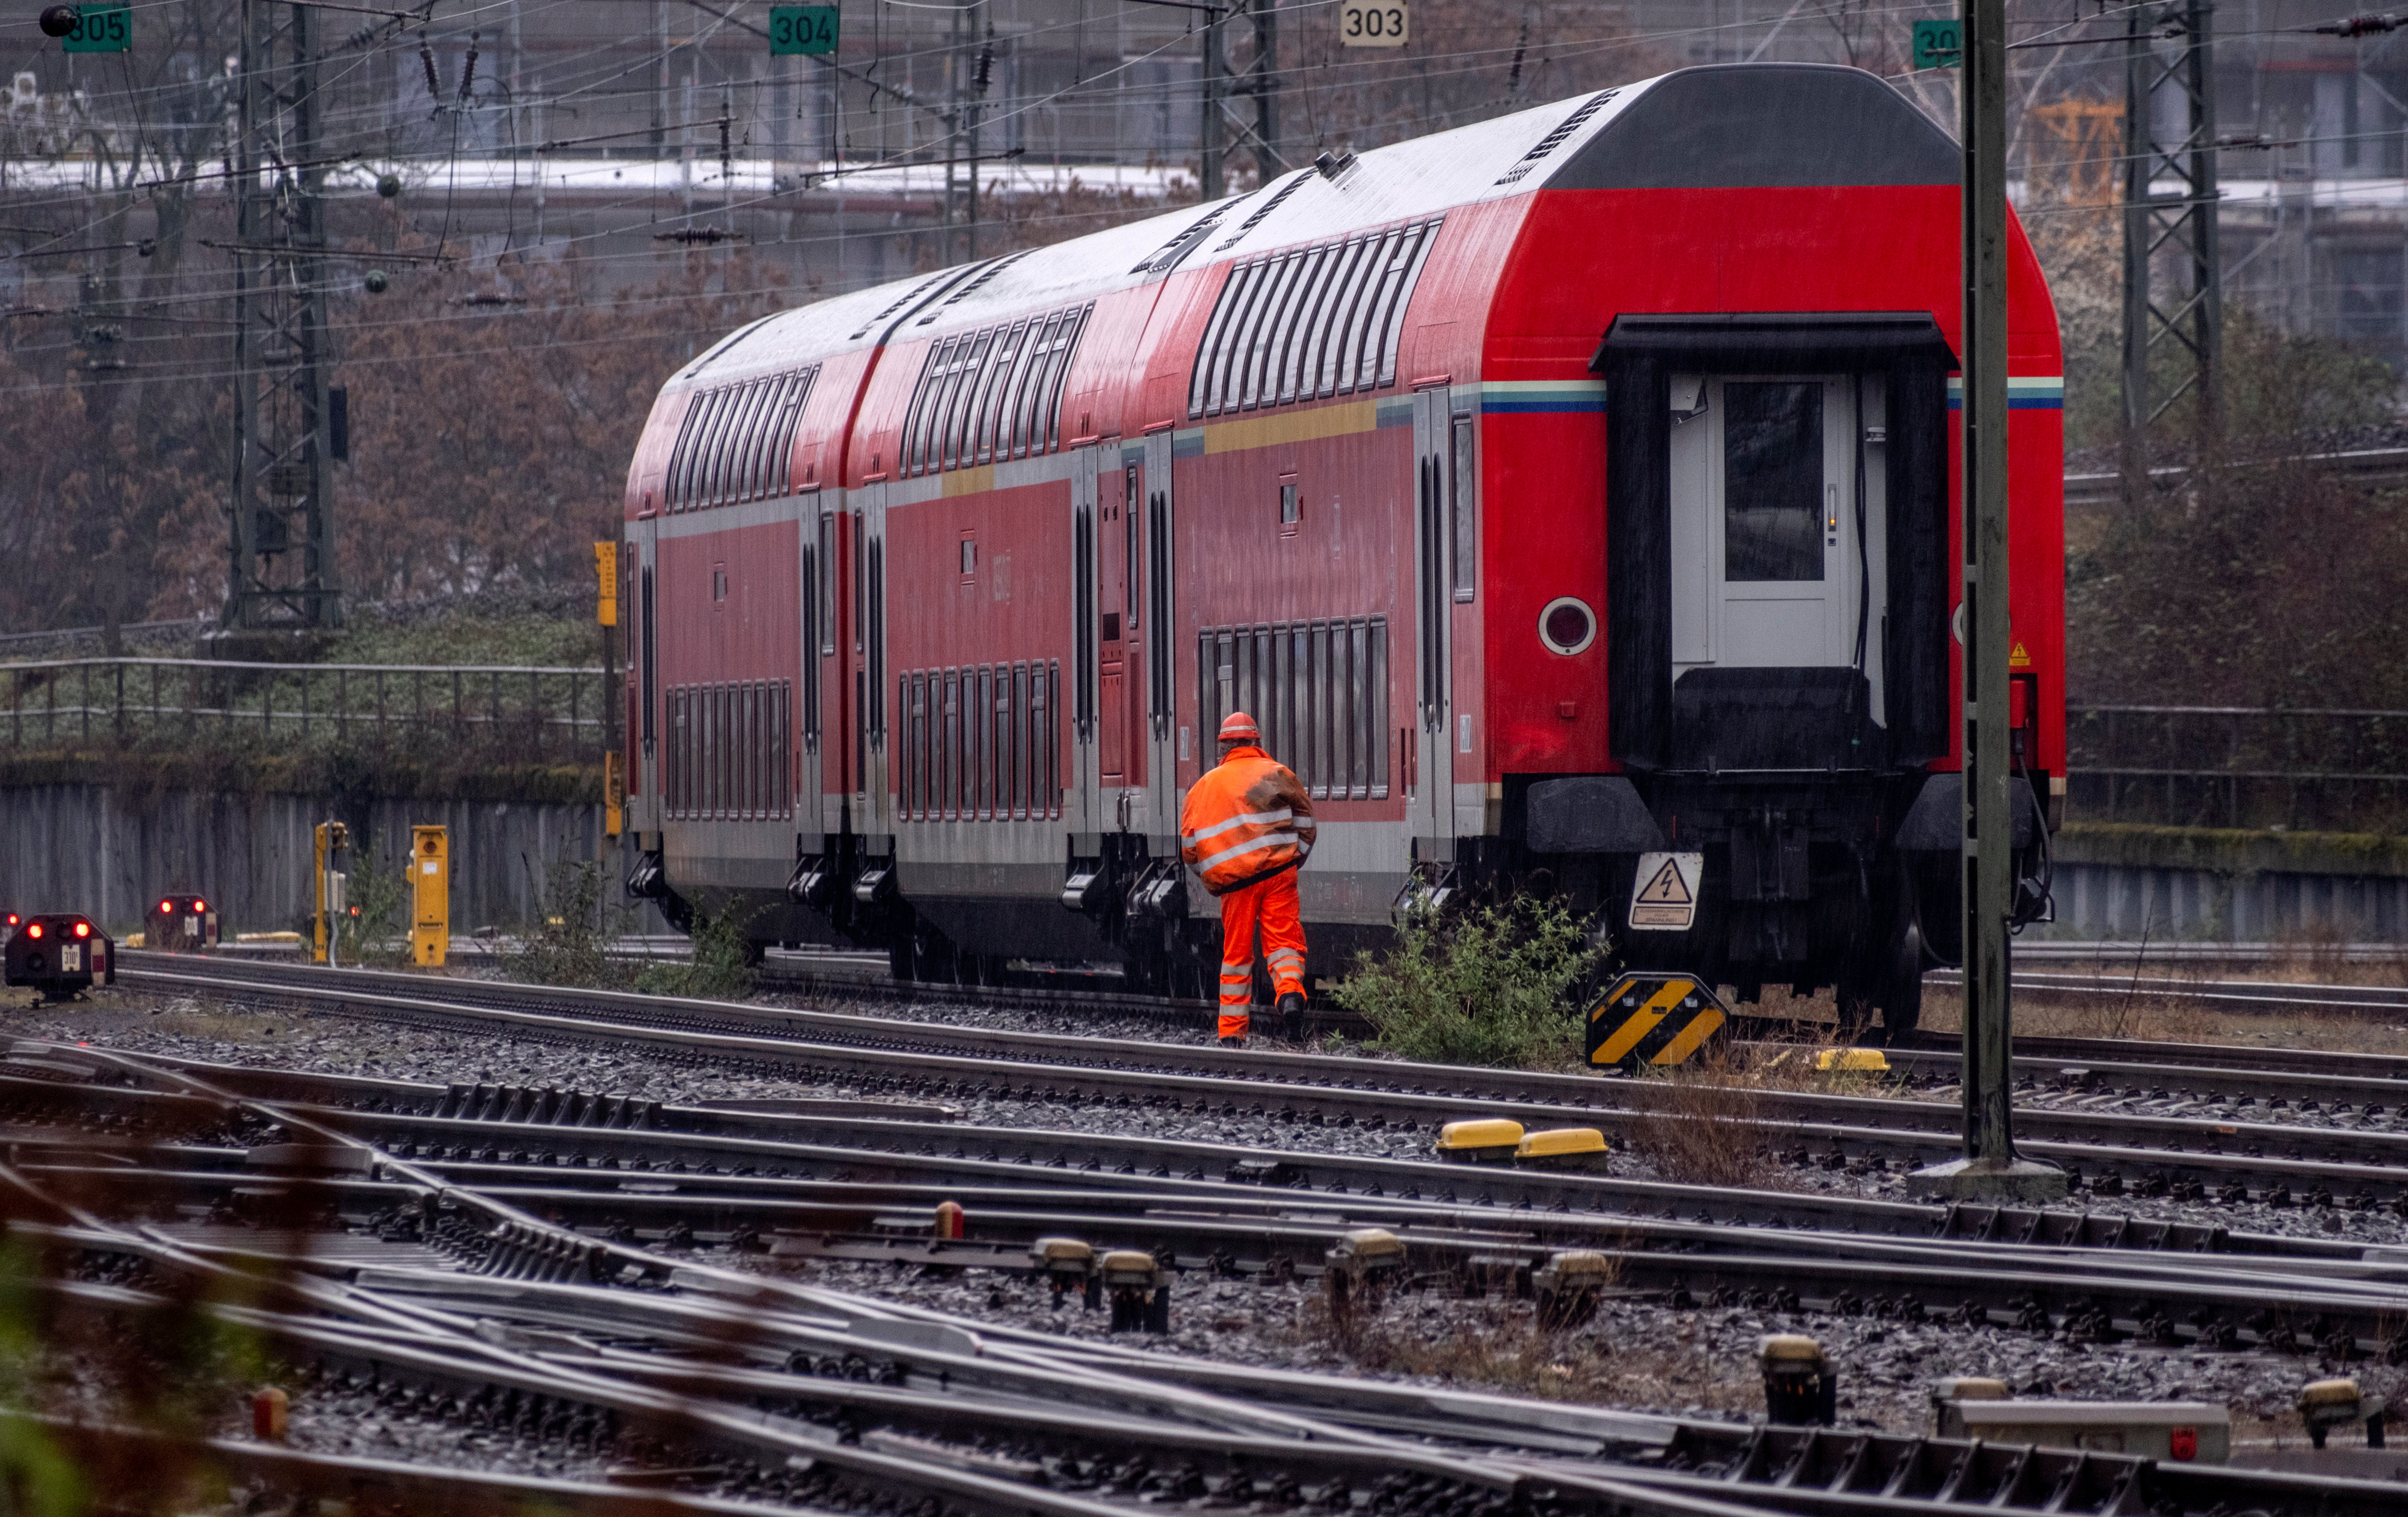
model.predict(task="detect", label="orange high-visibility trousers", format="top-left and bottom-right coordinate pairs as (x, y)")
top-left (1215, 868), bottom-right (1305, 1039)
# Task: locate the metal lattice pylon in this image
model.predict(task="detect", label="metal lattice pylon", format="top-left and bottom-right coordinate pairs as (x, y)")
top-left (2121, 0), bottom-right (2222, 434)
top-left (227, 0), bottom-right (341, 631)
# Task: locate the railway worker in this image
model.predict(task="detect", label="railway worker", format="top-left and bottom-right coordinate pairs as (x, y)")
top-left (1180, 711), bottom-right (1316, 1047)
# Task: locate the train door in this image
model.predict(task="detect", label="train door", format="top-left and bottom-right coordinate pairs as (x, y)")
top-left (1411, 387), bottom-right (1455, 857)
top-left (633, 515), bottom-right (659, 835)
top-left (1141, 430), bottom-right (1180, 853)
top-left (1097, 453), bottom-right (1133, 789)
top-left (856, 483), bottom-right (893, 841)
top-left (1668, 374), bottom-right (1885, 714)
top-left (1068, 446), bottom-right (1101, 832)
top-left (798, 499), bottom-right (831, 835)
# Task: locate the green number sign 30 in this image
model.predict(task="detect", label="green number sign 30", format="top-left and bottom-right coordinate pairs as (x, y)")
top-left (1912, 18), bottom-right (1962, 70)
top-left (770, 6), bottom-right (840, 57)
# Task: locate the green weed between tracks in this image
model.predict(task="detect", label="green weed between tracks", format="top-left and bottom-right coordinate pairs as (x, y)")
top-left (1333, 897), bottom-right (1602, 1069)
top-left (508, 858), bottom-right (758, 1000)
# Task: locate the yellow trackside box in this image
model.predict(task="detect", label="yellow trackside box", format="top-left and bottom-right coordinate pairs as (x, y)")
top-left (411, 825), bottom-right (449, 967)
top-left (594, 541), bottom-right (618, 626)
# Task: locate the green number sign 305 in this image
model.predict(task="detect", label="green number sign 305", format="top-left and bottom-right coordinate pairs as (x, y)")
top-left (62, 3), bottom-right (132, 53)
top-left (770, 5), bottom-right (840, 56)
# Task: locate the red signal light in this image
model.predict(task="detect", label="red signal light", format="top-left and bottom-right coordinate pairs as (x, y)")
top-left (191, 899), bottom-right (207, 912)
top-left (160, 899), bottom-right (173, 914)
top-left (5, 913), bottom-right (18, 927)
top-left (73, 922), bottom-right (90, 939)
top-left (26, 924), bottom-right (42, 939)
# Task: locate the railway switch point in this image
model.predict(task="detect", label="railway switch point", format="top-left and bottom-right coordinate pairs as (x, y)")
top-left (1032, 1237), bottom-right (1101, 1310)
top-left (1587, 975), bottom-right (1729, 1070)
top-left (1514, 1128), bottom-right (1611, 1172)
top-left (1100, 1249), bottom-right (1170, 1333)
top-left (2299, 1378), bottom-right (2388, 1450)
top-left (1532, 1250), bottom-right (1616, 1331)
top-left (252, 1387), bottom-right (289, 1441)
top-left (1324, 1229), bottom-right (1404, 1315)
top-left (1435, 1119), bottom-right (1524, 1164)
top-left (1759, 1335), bottom-right (1836, 1427)
top-left (4, 917), bottom-right (111, 1001)
top-left (934, 1201), bottom-right (965, 1240)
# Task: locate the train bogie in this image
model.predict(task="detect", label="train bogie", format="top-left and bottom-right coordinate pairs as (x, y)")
top-left (622, 62), bottom-right (2065, 1024)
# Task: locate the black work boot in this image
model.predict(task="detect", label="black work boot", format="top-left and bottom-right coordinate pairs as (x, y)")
top-left (1219, 1033), bottom-right (1248, 1050)
top-left (1278, 992), bottom-right (1306, 1043)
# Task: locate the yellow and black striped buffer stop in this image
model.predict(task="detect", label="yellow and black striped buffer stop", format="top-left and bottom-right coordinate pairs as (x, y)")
top-left (1587, 973), bottom-right (1729, 1068)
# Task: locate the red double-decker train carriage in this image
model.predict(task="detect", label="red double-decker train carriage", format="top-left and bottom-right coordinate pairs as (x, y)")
top-left (619, 62), bottom-right (2065, 1031)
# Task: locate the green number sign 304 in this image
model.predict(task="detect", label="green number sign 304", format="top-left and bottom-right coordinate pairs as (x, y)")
top-left (1912, 18), bottom-right (1962, 70)
top-left (63, 3), bottom-right (132, 53)
top-left (770, 5), bottom-right (840, 56)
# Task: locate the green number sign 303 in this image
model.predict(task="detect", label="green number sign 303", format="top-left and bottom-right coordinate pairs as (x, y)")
top-left (769, 5), bottom-right (840, 57)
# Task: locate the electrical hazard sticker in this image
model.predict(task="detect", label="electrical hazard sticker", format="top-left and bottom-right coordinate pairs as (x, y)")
top-left (1627, 851), bottom-right (1703, 932)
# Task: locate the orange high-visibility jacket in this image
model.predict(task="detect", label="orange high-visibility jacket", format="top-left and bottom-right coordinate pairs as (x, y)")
top-left (1179, 745), bottom-right (1316, 896)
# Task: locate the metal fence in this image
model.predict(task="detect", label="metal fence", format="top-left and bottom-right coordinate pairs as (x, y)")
top-left (2068, 705), bottom-right (2408, 833)
top-left (0, 657), bottom-right (614, 761)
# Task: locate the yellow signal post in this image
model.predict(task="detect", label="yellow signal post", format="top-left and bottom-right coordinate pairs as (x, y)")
top-left (312, 821), bottom-right (349, 966)
top-left (604, 751), bottom-right (625, 838)
top-left (593, 542), bottom-right (618, 626)
top-left (411, 826), bottom-right (449, 967)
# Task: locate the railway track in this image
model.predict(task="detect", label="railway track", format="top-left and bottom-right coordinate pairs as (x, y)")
top-left (108, 957), bottom-right (2408, 1207)
top-left (5, 1040), bottom-right (2407, 1515)
top-left (18, 1037), bottom-right (2408, 1358)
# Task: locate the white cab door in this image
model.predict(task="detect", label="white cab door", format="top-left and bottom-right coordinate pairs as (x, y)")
top-left (1669, 373), bottom-right (1886, 719)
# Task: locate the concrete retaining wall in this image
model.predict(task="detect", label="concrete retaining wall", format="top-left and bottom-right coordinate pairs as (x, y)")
top-left (2038, 824), bottom-right (2408, 943)
top-left (0, 783), bottom-right (664, 938)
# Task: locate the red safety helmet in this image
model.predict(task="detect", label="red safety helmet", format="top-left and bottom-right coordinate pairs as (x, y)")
top-left (1216, 711), bottom-right (1259, 745)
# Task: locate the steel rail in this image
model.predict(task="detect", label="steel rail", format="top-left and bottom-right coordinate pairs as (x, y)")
top-left (104, 966), bottom-right (2408, 1197)
top-left (18, 1058), bottom-right (2408, 1362)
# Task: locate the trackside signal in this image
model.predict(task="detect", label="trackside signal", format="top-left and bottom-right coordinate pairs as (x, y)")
top-left (148, 893), bottom-right (220, 952)
top-left (6, 916), bottom-right (114, 1001)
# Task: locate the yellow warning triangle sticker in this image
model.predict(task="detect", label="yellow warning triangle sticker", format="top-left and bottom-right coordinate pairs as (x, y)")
top-left (1638, 858), bottom-right (1692, 905)
top-left (2009, 641), bottom-right (2032, 668)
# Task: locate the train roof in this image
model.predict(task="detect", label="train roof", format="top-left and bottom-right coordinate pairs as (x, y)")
top-left (661, 64), bottom-right (1958, 394)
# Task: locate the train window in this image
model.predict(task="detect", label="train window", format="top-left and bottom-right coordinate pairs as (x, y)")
top-left (776, 680), bottom-right (792, 814)
top-left (944, 671), bottom-right (961, 818)
top-left (663, 399), bottom-right (707, 511)
top-left (1042, 662), bottom-right (1059, 815)
top-left (1279, 480), bottom-right (1300, 526)
top-left (680, 390), bottom-right (725, 507)
top-left (1012, 664), bottom-right (1031, 817)
top-left (709, 384), bottom-right (758, 504)
top-left (921, 335), bottom-right (971, 474)
top-left (1378, 226), bottom-right (1439, 389)
top-left (869, 539), bottom-right (887, 739)
top-left (1124, 466), bottom-right (1141, 625)
top-left (1074, 493), bottom-right (1095, 733)
top-left (1343, 228), bottom-right (1407, 392)
top-left (1197, 262), bottom-right (1263, 417)
top-left (1277, 245), bottom-right (1339, 404)
top-left (1367, 618), bottom-right (1389, 798)
top-left (972, 320), bottom-right (1025, 464)
top-left (1147, 491), bottom-right (1172, 723)
top-left (1011, 311), bottom-right (1062, 457)
top-left (1240, 252), bottom-right (1302, 410)
top-left (725, 381), bottom-right (771, 502)
top-left (1450, 416), bottom-right (1476, 600)
top-left (960, 537), bottom-right (977, 577)
top-left (817, 515), bottom-right (836, 656)
top-left (902, 336), bottom-right (951, 476)
top-left (943, 330), bottom-right (996, 473)
top-left (1267, 252), bottom-right (1326, 404)
top-left (970, 667), bottom-right (989, 818)
top-left (1041, 308), bottom-right (1089, 453)
top-left (1725, 382), bottom-right (1826, 582)
top-left (768, 374), bottom-right (811, 498)
top-left (739, 378), bottom-right (780, 500)
top-left (1310, 238), bottom-right (1372, 399)
top-left (640, 566), bottom-right (657, 750)
top-left (852, 511), bottom-right (864, 652)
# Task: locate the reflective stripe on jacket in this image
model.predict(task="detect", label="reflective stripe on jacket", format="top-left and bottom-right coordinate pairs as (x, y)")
top-left (1179, 746), bottom-right (1316, 896)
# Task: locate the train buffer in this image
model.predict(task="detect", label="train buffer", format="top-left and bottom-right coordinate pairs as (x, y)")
top-left (1587, 972), bottom-right (1729, 1070)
